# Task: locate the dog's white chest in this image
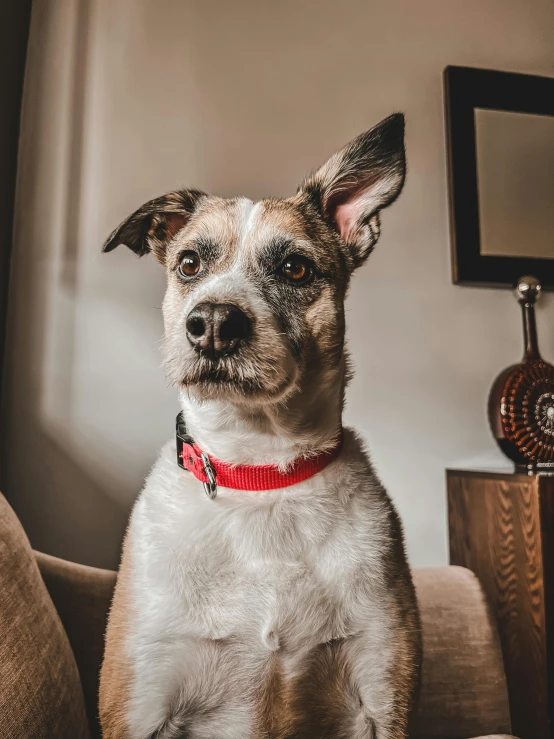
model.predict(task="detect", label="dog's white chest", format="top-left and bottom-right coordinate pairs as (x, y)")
top-left (133, 443), bottom-right (367, 650)
top-left (149, 516), bottom-right (352, 651)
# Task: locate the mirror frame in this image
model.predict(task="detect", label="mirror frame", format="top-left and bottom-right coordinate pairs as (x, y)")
top-left (444, 66), bottom-right (554, 289)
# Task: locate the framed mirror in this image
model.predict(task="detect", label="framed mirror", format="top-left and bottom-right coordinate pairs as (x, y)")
top-left (444, 66), bottom-right (554, 289)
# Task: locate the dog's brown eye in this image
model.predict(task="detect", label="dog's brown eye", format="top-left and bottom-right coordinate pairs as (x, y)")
top-left (281, 255), bottom-right (313, 285)
top-left (179, 252), bottom-right (201, 278)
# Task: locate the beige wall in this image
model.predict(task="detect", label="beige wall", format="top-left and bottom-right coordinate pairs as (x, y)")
top-left (2, 0), bottom-right (553, 569)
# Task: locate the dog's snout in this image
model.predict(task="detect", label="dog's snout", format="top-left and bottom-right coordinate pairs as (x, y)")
top-left (186, 303), bottom-right (251, 360)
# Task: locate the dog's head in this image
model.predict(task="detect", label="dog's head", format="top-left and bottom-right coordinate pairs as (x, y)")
top-left (104, 114), bottom-right (405, 404)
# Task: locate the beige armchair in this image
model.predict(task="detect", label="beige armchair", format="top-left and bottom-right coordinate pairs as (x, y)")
top-left (0, 491), bottom-right (516, 739)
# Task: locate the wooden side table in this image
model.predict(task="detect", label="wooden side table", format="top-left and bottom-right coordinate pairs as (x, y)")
top-left (447, 469), bottom-right (554, 739)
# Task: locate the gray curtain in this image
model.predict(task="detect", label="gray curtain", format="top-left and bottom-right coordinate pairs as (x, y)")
top-left (0, 1), bottom-right (32, 428)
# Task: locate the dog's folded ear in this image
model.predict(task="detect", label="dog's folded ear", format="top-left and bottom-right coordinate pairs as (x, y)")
top-left (298, 113), bottom-right (406, 267)
top-left (102, 189), bottom-right (206, 264)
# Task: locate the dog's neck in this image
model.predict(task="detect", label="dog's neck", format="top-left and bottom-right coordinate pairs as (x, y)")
top-left (179, 361), bottom-right (346, 468)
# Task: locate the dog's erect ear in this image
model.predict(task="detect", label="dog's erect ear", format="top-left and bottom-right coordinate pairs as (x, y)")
top-left (299, 113), bottom-right (406, 267)
top-left (102, 189), bottom-right (206, 264)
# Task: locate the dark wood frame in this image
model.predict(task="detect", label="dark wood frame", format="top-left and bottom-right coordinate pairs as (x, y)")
top-left (444, 66), bottom-right (554, 290)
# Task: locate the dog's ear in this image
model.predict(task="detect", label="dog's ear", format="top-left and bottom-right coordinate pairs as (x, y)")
top-left (102, 189), bottom-right (206, 265)
top-left (299, 113), bottom-right (405, 267)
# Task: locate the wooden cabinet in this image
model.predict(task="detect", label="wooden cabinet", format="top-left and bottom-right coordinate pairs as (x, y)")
top-left (447, 469), bottom-right (554, 739)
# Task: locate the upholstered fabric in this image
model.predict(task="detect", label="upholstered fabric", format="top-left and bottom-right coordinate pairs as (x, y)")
top-left (0, 493), bottom-right (90, 739)
top-left (410, 567), bottom-right (512, 739)
top-left (35, 550), bottom-right (117, 739)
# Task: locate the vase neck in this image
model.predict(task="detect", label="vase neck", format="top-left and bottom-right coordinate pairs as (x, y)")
top-left (521, 300), bottom-right (540, 360)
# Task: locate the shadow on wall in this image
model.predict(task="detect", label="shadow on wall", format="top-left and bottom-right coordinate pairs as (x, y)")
top-left (1, 0), bottom-right (149, 568)
top-left (8, 427), bottom-right (128, 569)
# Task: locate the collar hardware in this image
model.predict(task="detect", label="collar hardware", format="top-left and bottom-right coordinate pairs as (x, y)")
top-left (200, 452), bottom-right (217, 499)
top-left (176, 413), bottom-right (218, 499)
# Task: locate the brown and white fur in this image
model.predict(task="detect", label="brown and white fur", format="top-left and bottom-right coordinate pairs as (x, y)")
top-left (99, 113), bottom-right (422, 739)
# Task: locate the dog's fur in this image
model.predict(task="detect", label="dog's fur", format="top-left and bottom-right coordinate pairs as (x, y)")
top-left (99, 114), bottom-right (422, 739)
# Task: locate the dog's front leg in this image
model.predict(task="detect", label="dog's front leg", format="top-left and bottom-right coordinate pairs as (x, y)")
top-left (100, 533), bottom-right (191, 739)
top-left (346, 625), bottom-right (419, 739)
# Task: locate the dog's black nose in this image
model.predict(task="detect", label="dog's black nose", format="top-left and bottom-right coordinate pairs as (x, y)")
top-left (186, 302), bottom-right (251, 360)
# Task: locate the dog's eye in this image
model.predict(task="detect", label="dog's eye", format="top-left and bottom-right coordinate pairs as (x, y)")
top-left (179, 252), bottom-right (201, 278)
top-left (280, 255), bottom-right (313, 285)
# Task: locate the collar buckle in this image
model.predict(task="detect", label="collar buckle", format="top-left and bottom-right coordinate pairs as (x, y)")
top-left (176, 412), bottom-right (218, 500)
top-left (201, 452), bottom-right (217, 499)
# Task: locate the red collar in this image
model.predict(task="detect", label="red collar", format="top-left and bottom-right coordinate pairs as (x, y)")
top-left (176, 413), bottom-right (342, 499)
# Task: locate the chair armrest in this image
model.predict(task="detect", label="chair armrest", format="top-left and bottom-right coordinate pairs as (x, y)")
top-left (410, 566), bottom-right (512, 739)
top-left (34, 550), bottom-right (116, 738)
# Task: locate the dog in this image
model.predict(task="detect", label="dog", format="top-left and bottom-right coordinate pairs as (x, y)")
top-left (99, 113), bottom-right (422, 739)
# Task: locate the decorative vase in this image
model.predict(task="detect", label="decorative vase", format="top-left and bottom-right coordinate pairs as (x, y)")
top-left (488, 276), bottom-right (554, 473)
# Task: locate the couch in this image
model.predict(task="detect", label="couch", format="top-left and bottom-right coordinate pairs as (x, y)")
top-left (0, 491), bottom-right (517, 739)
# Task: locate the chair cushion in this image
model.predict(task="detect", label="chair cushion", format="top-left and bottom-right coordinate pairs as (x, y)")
top-left (0, 491), bottom-right (90, 739)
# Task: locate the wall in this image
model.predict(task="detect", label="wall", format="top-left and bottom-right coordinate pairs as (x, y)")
top-left (2, 0), bottom-right (553, 569)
